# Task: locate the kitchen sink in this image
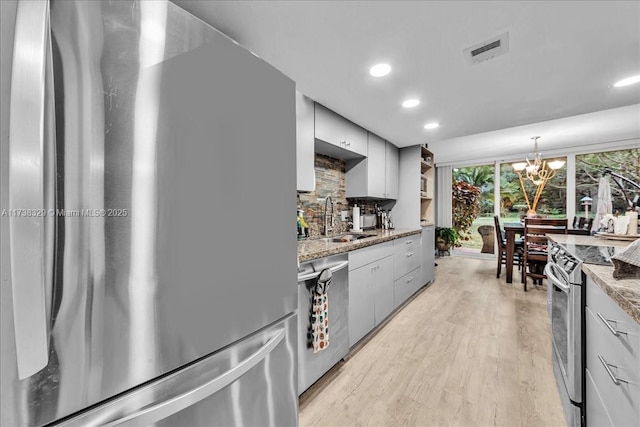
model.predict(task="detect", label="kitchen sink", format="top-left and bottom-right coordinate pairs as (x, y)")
top-left (319, 233), bottom-right (376, 243)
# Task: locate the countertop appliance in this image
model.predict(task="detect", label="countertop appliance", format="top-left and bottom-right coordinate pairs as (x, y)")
top-left (546, 242), bottom-right (584, 427)
top-left (297, 254), bottom-right (349, 394)
top-left (1, 1), bottom-right (298, 425)
top-left (361, 214), bottom-right (377, 230)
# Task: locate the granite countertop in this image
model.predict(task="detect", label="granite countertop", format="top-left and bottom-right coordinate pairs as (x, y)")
top-left (298, 228), bottom-right (422, 262)
top-left (549, 234), bottom-right (640, 324)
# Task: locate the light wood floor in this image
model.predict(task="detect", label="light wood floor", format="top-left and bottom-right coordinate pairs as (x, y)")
top-left (299, 256), bottom-right (567, 427)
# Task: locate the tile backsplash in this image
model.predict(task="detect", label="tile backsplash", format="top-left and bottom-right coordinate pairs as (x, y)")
top-left (297, 154), bottom-right (349, 237)
top-left (297, 154), bottom-right (396, 237)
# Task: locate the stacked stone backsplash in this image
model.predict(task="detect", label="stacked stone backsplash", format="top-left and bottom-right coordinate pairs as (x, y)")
top-left (298, 154), bottom-right (397, 237)
top-left (297, 154), bottom-right (349, 237)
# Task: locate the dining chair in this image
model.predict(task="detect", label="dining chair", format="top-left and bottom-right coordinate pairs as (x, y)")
top-left (570, 216), bottom-right (594, 235)
top-left (493, 215), bottom-right (523, 279)
top-left (521, 217), bottom-right (568, 291)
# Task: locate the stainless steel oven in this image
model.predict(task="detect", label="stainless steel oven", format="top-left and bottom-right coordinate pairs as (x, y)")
top-left (547, 242), bottom-right (583, 427)
top-left (546, 242), bottom-right (628, 427)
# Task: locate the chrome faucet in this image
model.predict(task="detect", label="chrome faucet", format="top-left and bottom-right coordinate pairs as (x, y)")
top-left (323, 196), bottom-right (334, 236)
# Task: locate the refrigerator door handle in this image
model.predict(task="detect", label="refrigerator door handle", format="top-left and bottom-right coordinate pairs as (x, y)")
top-left (102, 329), bottom-right (285, 426)
top-left (9, 0), bottom-right (52, 379)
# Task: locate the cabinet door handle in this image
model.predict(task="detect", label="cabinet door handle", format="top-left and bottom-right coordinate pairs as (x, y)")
top-left (406, 252), bottom-right (414, 258)
top-left (597, 355), bottom-right (627, 386)
top-left (406, 276), bottom-right (414, 283)
top-left (406, 240), bottom-right (413, 245)
top-left (596, 312), bottom-right (625, 336)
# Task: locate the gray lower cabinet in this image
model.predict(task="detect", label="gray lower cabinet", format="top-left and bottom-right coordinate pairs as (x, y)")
top-left (348, 235), bottom-right (424, 348)
top-left (393, 267), bottom-right (422, 309)
top-left (348, 263), bottom-right (375, 347)
top-left (585, 278), bottom-right (640, 427)
top-left (421, 225), bottom-right (435, 285)
top-left (373, 256), bottom-right (394, 325)
top-left (348, 242), bottom-right (395, 347)
top-left (348, 254), bottom-right (394, 347)
top-left (393, 235), bottom-right (422, 309)
top-left (586, 368), bottom-right (614, 427)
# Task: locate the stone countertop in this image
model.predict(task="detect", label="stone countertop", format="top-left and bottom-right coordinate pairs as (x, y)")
top-left (298, 228), bottom-right (422, 262)
top-left (549, 234), bottom-right (640, 324)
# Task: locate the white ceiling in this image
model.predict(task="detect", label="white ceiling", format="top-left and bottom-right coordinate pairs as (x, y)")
top-left (173, 1), bottom-right (640, 162)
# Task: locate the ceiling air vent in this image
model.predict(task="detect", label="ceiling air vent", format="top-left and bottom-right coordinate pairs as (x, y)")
top-left (463, 32), bottom-right (509, 64)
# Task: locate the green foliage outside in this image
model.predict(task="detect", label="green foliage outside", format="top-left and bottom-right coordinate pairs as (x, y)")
top-left (500, 160), bottom-right (567, 217)
top-left (576, 149), bottom-right (640, 216)
top-left (453, 165), bottom-right (494, 214)
top-left (453, 166), bottom-right (493, 248)
top-left (450, 149), bottom-right (639, 252)
top-left (452, 180), bottom-right (481, 243)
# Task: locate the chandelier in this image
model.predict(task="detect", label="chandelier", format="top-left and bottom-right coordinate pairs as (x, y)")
top-left (511, 136), bottom-right (565, 215)
top-left (512, 137), bottom-right (565, 185)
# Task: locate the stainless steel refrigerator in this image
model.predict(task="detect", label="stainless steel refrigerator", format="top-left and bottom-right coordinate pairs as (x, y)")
top-left (0, 1), bottom-right (298, 425)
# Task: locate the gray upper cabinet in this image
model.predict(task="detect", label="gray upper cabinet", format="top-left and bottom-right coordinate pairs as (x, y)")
top-left (314, 103), bottom-right (367, 159)
top-left (385, 141), bottom-right (399, 199)
top-left (346, 134), bottom-right (399, 199)
top-left (296, 91), bottom-right (315, 192)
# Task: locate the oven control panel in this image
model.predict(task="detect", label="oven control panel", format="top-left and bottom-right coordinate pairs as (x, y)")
top-left (550, 243), bottom-right (580, 275)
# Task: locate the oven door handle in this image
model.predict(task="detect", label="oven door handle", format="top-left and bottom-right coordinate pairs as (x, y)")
top-left (544, 263), bottom-right (571, 293)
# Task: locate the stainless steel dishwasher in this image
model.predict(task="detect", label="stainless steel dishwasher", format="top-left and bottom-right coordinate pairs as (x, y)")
top-left (297, 253), bottom-right (349, 395)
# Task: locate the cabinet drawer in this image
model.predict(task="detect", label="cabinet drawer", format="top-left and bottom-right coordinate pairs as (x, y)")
top-left (394, 244), bottom-right (421, 281)
top-left (393, 234), bottom-right (421, 250)
top-left (587, 280), bottom-right (640, 365)
top-left (393, 266), bottom-right (422, 309)
top-left (349, 241), bottom-right (393, 271)
top-left (586, 306), bottom-right (640, 425)
top-left (586, 368), bottom-right (615, 427)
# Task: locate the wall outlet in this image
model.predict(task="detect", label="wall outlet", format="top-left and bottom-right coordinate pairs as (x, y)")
top-left (341, 210), bottom-right (349, 221)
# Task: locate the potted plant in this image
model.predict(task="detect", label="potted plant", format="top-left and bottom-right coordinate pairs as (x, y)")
top-left (435, 226), bottom-right (458, 254)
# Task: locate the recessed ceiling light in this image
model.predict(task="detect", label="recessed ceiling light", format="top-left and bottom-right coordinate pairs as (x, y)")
top-left (424, 122), bottom-right (439, 130)
top-left (402, 99), bottom-right (420, 108)
top-left (614, 75), bottom-right (640, 87)
top-left (369, 63), bottom-right (391, 77)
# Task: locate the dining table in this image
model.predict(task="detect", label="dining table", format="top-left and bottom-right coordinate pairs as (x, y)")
top-left (503, 222), bottom-right (524, 283)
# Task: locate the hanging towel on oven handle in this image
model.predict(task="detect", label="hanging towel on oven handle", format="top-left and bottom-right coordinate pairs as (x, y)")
top-left (311, 268), bottom-right (331, 353)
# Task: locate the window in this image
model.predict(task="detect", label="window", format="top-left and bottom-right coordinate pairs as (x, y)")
top-left (575, 148), bottom-right (640, 218)
top-left (499, 158), bottom-right (567, 219)
top-left (452, 164), bottom-right (494, 253)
